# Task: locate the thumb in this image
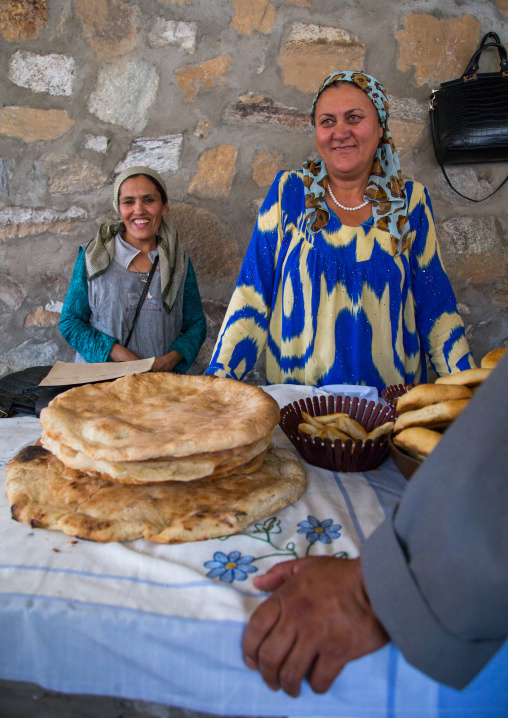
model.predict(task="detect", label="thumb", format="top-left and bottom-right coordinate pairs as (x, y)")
top-left (252, 557), bottom-right (311, 591)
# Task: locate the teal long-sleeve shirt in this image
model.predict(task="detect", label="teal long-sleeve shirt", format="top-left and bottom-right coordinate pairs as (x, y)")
top-left (60, 247), bottom-right (206, 373)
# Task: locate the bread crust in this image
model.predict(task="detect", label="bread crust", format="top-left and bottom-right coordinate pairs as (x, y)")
top-left (481, 348), bottom-right (507, 369)
top-left (435, 368), bottom-right (491, 387)
top-left (5, 445), bottom-right (306, 544)
top-left (393, 427), bottom-right (442, 461)
top-left (40, 374), bottom-right (280, 462)
top-left (393, 399), bottom-right (469, 434)
top-left (396, 383), bottom-right (472, 414)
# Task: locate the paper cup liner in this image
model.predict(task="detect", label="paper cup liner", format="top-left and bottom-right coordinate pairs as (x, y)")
top-left (279, 394), bottom-right (395, 472)
top-left (388, 433), bottom-right (422, 480)
top-left (381, 383), bottom-right (415, 411)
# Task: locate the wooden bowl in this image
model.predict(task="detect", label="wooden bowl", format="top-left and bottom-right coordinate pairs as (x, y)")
top-left (388, 433), bottom-right (422, 480)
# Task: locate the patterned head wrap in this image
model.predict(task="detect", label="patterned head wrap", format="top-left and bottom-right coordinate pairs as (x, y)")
top-left (303, 71), bottom-right (411, 256)
top-left (85, 165), bottom-right (186, 313)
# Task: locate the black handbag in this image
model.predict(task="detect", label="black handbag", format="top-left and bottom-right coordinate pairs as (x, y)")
top-left (429, 31), bottom-right (508, 201)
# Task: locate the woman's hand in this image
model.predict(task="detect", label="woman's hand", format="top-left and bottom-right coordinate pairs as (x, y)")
top-left (151, 350), bottom-right (183, 373)
top-left (109, 343), bottom-right (140, 363)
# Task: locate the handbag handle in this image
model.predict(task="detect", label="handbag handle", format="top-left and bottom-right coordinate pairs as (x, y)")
top-left (124, 255), bottom-right (159, 348)
top-left (478, 31), bottom-right (502, 48)
top-left (438, 163), bottom-right (508, 202)
top-left (463, 41), bottom-right (508, 79)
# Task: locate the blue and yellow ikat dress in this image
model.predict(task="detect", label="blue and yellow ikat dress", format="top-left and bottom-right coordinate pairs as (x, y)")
top-left (207, 171), bottom-right (474, 391)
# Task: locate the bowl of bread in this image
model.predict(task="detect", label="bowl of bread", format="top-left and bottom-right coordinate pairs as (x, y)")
top-left (280, 394), bottom-right (395, 472)
top-left (389, 347), bottom-right (506, 479)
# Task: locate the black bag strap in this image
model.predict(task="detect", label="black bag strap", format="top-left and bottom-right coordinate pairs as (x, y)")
top-left (438, 163), bottom-right (508, 202)
top-left (124, 255), bottom-right (159, 348)
top-left (479, 31), bottom-right (502, 48)
top-left (463, 40), bottom-right (508, 78)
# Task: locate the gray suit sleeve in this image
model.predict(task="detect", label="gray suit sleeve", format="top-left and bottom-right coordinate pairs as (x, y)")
top-left (361, 353), bottom-right (508, 689)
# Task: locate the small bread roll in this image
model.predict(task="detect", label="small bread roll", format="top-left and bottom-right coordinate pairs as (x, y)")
top-left (365, 421), bottom-right (394, 441)
top-left (313, 412), bottom-right (350, 425)
top-left (435, 368), bottom-right (491, 387)
top-left (298, 422), bottom-right (319, 437)
top-left (481, 348), bottom-right (507, 369)
top-left (301, 411), bottom-right (322, 429)
top-left (393, 399), bottom-right (469, 434)
top-left (393, 427), bottom-right (442, 461)
top-left (331, 415), bottom-right (367, 440)
top-left (396, 383), bottom-right (472, 414)
top-left (321, 426), bottom-right (352, 442)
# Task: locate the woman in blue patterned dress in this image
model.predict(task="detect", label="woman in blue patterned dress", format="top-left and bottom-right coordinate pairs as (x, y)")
top-left (206, 72), bottom-right (474, 391)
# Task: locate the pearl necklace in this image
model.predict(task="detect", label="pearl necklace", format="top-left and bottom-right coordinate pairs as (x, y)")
top-left (327, 184), bottom-right (369, 212)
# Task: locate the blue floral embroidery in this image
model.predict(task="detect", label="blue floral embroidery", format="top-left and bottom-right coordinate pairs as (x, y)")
top-left (204, 551), bottom-right (258, 583)
top-left (297, 515), bottom-right (342, 544)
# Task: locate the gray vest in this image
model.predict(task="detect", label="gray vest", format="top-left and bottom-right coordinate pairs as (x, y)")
top-left (76, 253), bottom-right (188, 362)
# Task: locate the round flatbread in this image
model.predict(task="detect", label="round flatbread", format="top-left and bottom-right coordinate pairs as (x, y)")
top-left (393, 399), bottom-right (469, 434)
top-left (435, 368), bottom-right (491, 387)
top-left (481, 348), bottom-right (506, 369)
top-left (40, 373), bottom-right (280, 462)
top-left (40, 431), bottom-right (273, 484)
top-left (396, 383), bottom-right (472, 414)
top-left (5, 445), bottom-right (306, 544)
top-left (393, 427), bottom-right (443, 461)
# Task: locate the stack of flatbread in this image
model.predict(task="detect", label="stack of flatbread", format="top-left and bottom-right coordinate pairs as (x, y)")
top-left (392, 352), bottom-right (503, 462)
top-left (5, 374), bottom-right (306, 543)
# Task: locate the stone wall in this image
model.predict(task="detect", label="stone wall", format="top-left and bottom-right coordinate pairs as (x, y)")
top-left (1, 0), bottom-right (507, 379)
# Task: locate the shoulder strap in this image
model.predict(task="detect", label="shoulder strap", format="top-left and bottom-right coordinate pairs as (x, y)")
top-left (124, 256), bottom-right (159, 348)
top-left (439, 163), bottom-right (508, 202)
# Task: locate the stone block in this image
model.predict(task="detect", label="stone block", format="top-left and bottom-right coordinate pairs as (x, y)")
top-left (396, 13), bottom-right (481, 86)
top-left (0, 206), bottom-right (87, 241)
top-left (1, 340), bottom-right (60, 374)
top-left (85, 135), bottom-right (109, 153)
top-left (285, 0), bottom-right (311, 6)
top-left (0, 160), bottom-right (10, 197)
top-left (497, 0), bottom-right (508, 14)
top-left (279, 23), bottom-right (365, 93)
top-left (148, 18), bottom-right (197, 52)
top-left (0, 274), bottom-right (26, 311)
top-left (8, 50), bottom-right (75, 96)
top-left (115, 135), bottom-right (183, 175)
top-left (225, 93), bottom-right (310, 129)
top-left (167, 200), bottom-right (241, 298)
top-left (187, 145), bottom-right (238, 198)
top-left (74, 0), bottom-right (138, 58)
top-left (175, 55), bottom-right (232, 101)
top-left (24, 307), bottom-right (61, 327)
top-left (438, 216), bottom-right (505, 283)
top-left (389, 119), bottom-right (425, 154)
top-left (194, 120), bottom-right (212, 138)
top-left (433, 167), bottom-right (494, 204)
top-left (0, 107), bottom-right (74, 143)
top-left (388, 95), bottom-right (427, 123)
top-left (201, 300), bottom-right (228, 327)
top-left (44, 155), bottom-right (108, 193)
top-left (252, 151), bottom-right (288, 187)
top-left (0, 0), bottom-right (47, 42)
top-left (88, 60), bottom-right (159, 133)
top-left (231, 0), bottom-right (276, 36)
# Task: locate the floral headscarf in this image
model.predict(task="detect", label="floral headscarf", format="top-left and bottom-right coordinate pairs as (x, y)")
top-left (303, 71), bottom-right (411, 256)
top-left (85, 165), bottom-right (186, 313)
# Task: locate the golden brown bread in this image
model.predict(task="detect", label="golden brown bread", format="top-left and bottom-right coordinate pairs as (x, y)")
top-left (393, 399), bottom-right (469, 434)
top-left (5, 445), bottom-right (306, 544)
top-left (40, 430), bottom-right (272, 484)
top-left (396, 383), bottom-right (472, 414)
top-left (39, 373), bottom-right (280, 462)
top-left (393, 427), bottom-right (443, 461)
top-left (481, 348), bottom-right (507, 369)
top-left (435, 368), bottom-right (491, 387)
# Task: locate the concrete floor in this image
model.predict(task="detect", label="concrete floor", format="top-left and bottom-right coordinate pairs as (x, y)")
top-left (0, 681), bottom-right (267, 718)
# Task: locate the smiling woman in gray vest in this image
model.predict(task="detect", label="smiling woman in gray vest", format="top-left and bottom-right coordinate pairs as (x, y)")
top-left (60, 165), bottom-right (206, 373)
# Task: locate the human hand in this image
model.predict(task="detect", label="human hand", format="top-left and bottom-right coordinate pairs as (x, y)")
top-left (151, 350), bottom-right (183, 373)
top-left (242, 556), bottom-right (389, 698)
top-left (109, 343), bottom-right (140, 362)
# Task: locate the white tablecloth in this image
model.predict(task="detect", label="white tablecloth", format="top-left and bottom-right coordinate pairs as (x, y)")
top-left (1, 385), bottom-right (507, 717)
